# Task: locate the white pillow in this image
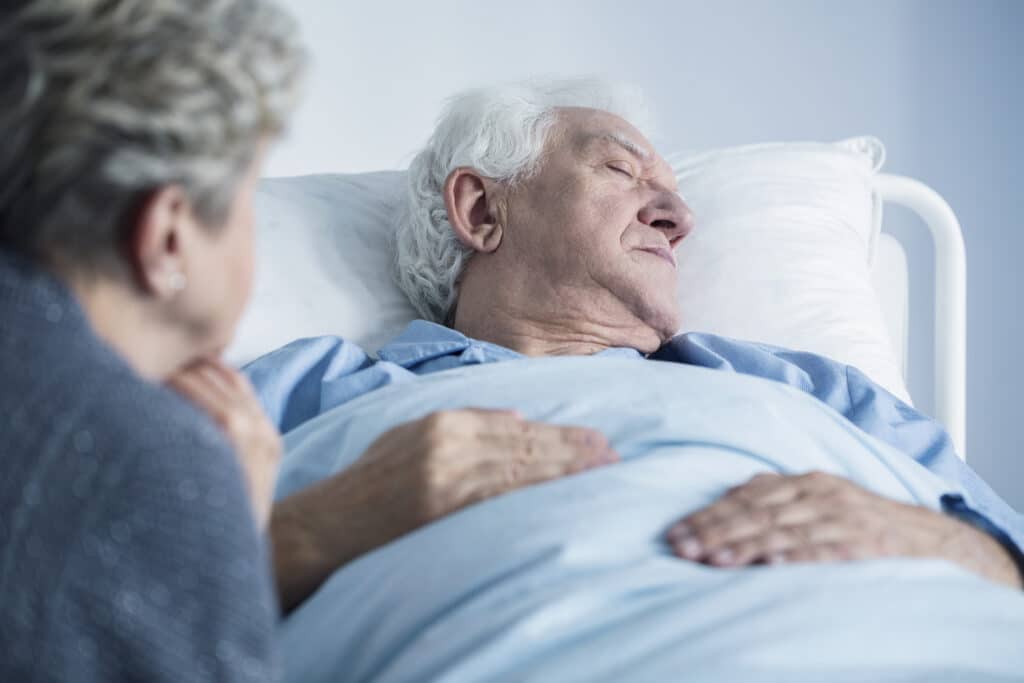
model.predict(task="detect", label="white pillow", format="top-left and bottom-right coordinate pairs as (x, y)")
top-left (673, 137), bottom-right (910, 402)
top-left (225, 171), bottom-right (417, 366)
top-left (228, 137), bottom-right (909, 403)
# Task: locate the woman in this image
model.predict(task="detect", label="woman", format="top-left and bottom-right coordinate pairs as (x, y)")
top-left (0, 1), bottom-right (302, 680)
top-left (0, 2), bottom-right (614, 680)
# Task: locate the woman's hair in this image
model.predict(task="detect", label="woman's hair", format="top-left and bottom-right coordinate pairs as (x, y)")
top-left (0, 0), bottom-right (304, 274)
top-left (395, 78), bottom-right (650, 323)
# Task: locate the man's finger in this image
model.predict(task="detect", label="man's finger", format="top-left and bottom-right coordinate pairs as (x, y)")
top-left (723, 472), bottom-right (804, 507)
top-left (466, 424), bottom-right (617, 492)
top-left (671, 500), bottom-right (829, 560)
top-left (422, 408), bottom-right (523, 440)
top-left (772, 541), bottom-right (854, 565)
top-left (514, 423), bottom-right (616, 475)
top-left (457, 458), bottom-right (536, 507)
top-left (671, 496), bottom-right (750, 536)
top-left (696, 521), bottom-right (851, 566)
top-left (668, 474), bottom-right (809, 543)
top-left (459, 410), bottom-right (605, 449)
top-left (473, 418), bottom-right (610, 461)
top-left (520, 444), bottom-right (618, 485)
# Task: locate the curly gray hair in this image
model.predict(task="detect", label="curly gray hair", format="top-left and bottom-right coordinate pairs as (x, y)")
top-left (0, 0), bottom-right (304, 273)
top-left (395, 78), bottom-right (651, 323)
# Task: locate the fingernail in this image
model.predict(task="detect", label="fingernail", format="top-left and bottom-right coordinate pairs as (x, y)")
top-left (674, 536), bottom-right (702, 559)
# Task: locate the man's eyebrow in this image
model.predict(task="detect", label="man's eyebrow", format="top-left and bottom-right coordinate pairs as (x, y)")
top-left (587, 131), bottom-right (651, 162)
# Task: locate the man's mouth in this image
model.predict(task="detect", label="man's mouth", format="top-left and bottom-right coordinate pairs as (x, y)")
top-left (636, 246), bottom-right (677, 268)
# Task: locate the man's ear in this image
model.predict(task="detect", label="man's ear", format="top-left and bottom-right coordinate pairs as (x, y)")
top-left (443, 167), bottom-right (503, 253)
top-left (127, 185), bottom-right (191, 299)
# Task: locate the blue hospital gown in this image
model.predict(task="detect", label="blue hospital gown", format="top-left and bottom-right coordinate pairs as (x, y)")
top-left (245, 320), bottom-right (1024, 559)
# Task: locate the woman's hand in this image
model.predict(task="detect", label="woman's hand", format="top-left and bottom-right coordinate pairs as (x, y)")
top-left (168, 358), bottom-right (282, 529)
top-left (271, 408), bottom-right (618, 613)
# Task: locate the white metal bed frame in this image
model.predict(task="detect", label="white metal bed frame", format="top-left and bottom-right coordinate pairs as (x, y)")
top-left (875, 174), bottom-right (967, 459)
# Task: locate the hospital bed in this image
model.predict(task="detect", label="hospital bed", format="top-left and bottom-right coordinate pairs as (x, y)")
top-left (227, 137), bottom-right (1022, 681)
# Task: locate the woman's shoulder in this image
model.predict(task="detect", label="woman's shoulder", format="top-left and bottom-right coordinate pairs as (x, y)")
top-left (1, 347), bottom-right (267, 591)
top-left (84, 373), bottom-right (258, 538)
top-left (9, 349), bottom-right (253, 519)
top-left (82, 366), bottom-right (249, 510)
top-left (3, 337), bottom-right (250, 536)
top-left (0, 360), bottom-right (275, 683)
top-left (96, 367), bottom-right (235, 459)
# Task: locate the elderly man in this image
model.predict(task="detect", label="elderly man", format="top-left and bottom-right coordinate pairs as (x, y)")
top-left (258, 81), bottom-right (1024, 679)
top-left (392, 86), bottom-right (1024, 580)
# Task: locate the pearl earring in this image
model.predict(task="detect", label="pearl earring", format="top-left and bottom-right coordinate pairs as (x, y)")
top-left (168, 271), bottom-right (187, 292)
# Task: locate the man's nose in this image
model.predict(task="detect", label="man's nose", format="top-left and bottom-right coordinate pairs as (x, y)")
top-left (637, 192), bottom-right (694, 247)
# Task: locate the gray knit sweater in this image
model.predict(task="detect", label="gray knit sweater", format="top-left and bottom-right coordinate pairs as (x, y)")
top-left (0, 250), bottom-right (278, 681)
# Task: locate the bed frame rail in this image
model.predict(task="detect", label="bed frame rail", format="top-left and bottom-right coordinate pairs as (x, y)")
top-left (875, 173), bottom-right (967, 460)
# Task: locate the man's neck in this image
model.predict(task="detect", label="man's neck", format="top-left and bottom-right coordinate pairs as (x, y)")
top-left (454, 302), bottom-right (662, 357)
top-left (451, 256), bottom-right (669, 356)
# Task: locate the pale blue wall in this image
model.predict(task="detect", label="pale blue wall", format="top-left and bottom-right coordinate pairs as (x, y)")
top-left (270, 0), bottom-right (1023, 509)
top-left (895, 1), bottom-right (1023, 511)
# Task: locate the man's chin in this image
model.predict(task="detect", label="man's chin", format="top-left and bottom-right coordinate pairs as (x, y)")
top-left (652, 316), bottom-right (684, 349)
top-left (631, 319), bottom-right (678, 354)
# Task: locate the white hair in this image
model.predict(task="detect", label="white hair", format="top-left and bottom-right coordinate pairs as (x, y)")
top-left (0, 0), bottom-right (304, 273)
top-left (395, 78), bottom-right (652, 323)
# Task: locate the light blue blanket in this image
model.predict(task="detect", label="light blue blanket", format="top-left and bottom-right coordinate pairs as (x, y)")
top-left (274, 355), bottom-right (1024, 681)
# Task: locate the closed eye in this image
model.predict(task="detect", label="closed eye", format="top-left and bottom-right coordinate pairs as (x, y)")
top-left (607, 161), bottom-right (635, 178)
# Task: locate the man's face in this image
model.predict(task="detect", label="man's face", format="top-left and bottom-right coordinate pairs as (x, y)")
top-left (500, 107), bottom-right (693, 342)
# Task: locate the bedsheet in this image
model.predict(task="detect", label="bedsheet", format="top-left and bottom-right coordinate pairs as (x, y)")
top-left (272, 356), bottom-right (1024, 682)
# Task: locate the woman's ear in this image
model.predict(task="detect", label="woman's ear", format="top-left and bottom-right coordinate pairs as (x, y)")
top-left (443, 167), bottom-right (503, 253)
top-left (128, 185), bottom-right (191, 299)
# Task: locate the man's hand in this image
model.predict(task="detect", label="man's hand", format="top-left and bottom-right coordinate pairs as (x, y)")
top-left (271, 408), bottom-right (618, 613)
top-left (168, 359), bottom-right (282, 529)
top-left (666, 471), bottom-right (1022, 589)
top-left (350, 408), bottom-right (619, 526)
